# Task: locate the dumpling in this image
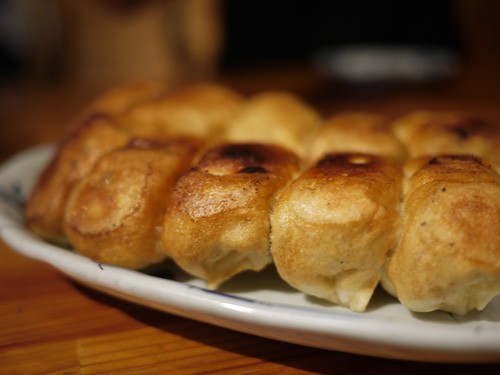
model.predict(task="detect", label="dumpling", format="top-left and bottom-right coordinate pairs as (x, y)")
top-left (64, 138), bottom-right (199, 269)
top-left (161, 143), bottom-right (301, 288)
top-left (271, 153), bottom-right (403, 312)
top-left (382, 155), bottom-right (500, 315)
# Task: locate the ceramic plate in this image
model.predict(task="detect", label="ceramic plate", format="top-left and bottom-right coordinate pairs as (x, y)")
top-left (1, 145), bottom-right (499, 363)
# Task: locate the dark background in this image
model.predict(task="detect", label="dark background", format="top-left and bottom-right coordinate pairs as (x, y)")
top-left (220, 0), bottom-right (462, 68)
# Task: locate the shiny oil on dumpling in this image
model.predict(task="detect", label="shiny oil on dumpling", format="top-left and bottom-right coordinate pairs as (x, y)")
top-left (25, 115), bottom-right (131, 244)
top-left (64, 139), bottom-right (199, 269)
top-left (24, 82), bottom-right (165, 244)
top-left (161, 143), bottom-right (301, 288)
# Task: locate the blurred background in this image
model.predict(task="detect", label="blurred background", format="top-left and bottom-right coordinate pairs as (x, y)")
top-left (1, 0), bottom-right (500, 160)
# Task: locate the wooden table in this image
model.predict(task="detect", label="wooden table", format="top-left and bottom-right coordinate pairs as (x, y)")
top-left (1, 64), bottom-right (500, 374)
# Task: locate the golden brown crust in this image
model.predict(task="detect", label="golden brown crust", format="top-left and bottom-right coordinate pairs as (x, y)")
top-left (404, 154), bottom-right (499, 193)
top-left (392, 111), bottom-right (500, 171)
top-left (24, 82), bottom-right (166, 244)
top-left (64, 139), bottom-right (199, 269)
top-left (271, 153), bottom-right (403, 311)
top-left (83, 82), bottom-right (166, 116)
top-left (382, 155), bottom-right (500, 315)
top-left (25, 115), bottom-right (131, 244)
top-left (24, 83), bottom-right (500, 315)
top-left (61, 82), bottom-right (166, 140)
top-left (224, 91), bottom-right (322, 158)
top-left (115, 83), bottom-right (244, 143)
top-left (161, 143), bottom-right (301, 287)
top-left (307, 112), bottom-right (407, 165)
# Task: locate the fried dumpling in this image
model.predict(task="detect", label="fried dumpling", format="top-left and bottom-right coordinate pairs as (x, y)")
top-left (306, 112), bottom-right (407, 165)
top-left (25, 115), bottom-right (131, 244)
top-left (382, 155), bottom-right (500, 315)
top-left (64, 138), bottom-right (199, 269)
top-left (271, 153), bottom-right (403, 312)
top-left (115, 83), bottom-right (244, 143)
top-left (224, 91), bottom-right (322, 158)
top-left (24, 83), bottom-right (164, 244)
top-left (392, 111), bottom-right (500, 171)
top-left (161, 143), bottom-right (301, 288)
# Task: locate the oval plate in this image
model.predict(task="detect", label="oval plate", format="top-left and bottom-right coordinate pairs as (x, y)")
top-left (0, 145), bottom-right (499, 363)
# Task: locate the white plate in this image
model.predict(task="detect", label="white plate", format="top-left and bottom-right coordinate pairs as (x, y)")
top-left (1, 145), bottom-right (499, 363)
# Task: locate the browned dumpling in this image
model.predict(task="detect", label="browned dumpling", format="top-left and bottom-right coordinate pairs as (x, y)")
top-left (161, 143), bottom-right (301, 288)
top-left (224, 91), bottom-right (322, 158)
top-left (306, 112), bottom-right (407, 165)
top-left (25, 115), bottom-right (131, 244)
top-left (24, 82), bottom-right (166, 244)
top-left (64, 139), bottom-right (199, 269)
top-left (115, 83), bottom-right (244, 143)
top-left (271, 153), bottom-right (403, 312)
top-left (24, 80), bottom-right (500, 316)
top-left (392, 111), bottom-right (500, 171)
top-left (382, 155), bottom-right (500, 315)
top-left (80, 82), bottom-right (166, 117)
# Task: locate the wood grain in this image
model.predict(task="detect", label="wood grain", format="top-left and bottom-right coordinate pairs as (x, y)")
top-left (3, 238), bottom-right (500, 374)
